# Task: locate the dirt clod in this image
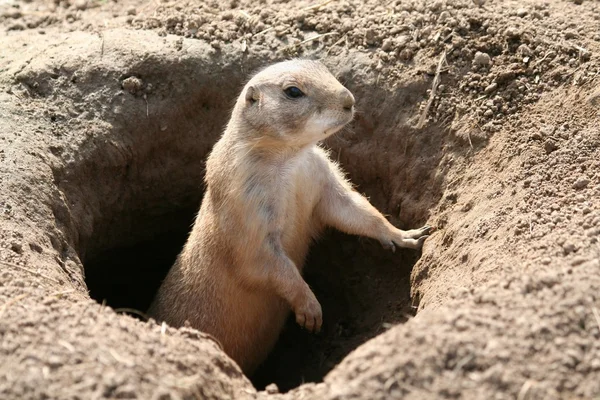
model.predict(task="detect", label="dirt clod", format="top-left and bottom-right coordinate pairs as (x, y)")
top-left (473, 51), bottom-right (492, 66)
top-left (122, 76), bottom-right (143, 95)
top-left (544, 139), bottom-right (558, 154)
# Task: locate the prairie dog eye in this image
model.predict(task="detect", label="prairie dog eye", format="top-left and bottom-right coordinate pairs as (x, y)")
top-left (283, 86), bottom-right (305, 99)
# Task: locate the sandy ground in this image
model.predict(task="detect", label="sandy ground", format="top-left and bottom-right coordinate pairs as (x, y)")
top-left (0, 0), bottom-right (599, 399)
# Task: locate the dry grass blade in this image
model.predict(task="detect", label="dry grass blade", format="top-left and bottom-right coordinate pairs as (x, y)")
top-left (283, 32), bottom-right (337, 52)
top-left (0, 293), bottom-right (29, 319)
top-left (114, 307), bottom-right (150, 320)
top-left (298, 32), bottom-right (336, 46)
top-left (467, 130), bottom-right (474, 149)
top-left (109, 348), bottom-right (135, 367)
top-left (325, 33), bottom-right (347, 56)
top-left (517, 380), bottom-right (535, 400)
top-left (253, 26), bottom-right (274, 36)
top-left (303, 0), bottom-right (335, 12)
top-left (592, 307), bottom-right (600, 331)
top-left (238, 10), bottom-right (251, 19)
top-left (0, 260), bottom-right (60, 284)
top-left (417, 50), bottom-right (447, 129)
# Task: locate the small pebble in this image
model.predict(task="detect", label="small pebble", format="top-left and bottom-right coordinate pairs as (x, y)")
top-left (530, 132), bottom-right (542, 140)
top-left (474, 51), bottom-right (491, 66)
top-left (74, 0), bottom-right (88, 11)
top-left (121, 76), bottom-right (143, 94)
top-left (516, 8), bottom-right (528, 17)
top-left (570, 257), bottom-right (587, 266)
top-left (265, 384), bottom-right (280, 394)
top-left (399, 48), bottom-right (413, 61)
top-left (365, 28), bottom-right (376, 45)
top-left (505, 27), bottom-right (521, 38)
top-left (562, 242), bottom-right (577, 255)
top-left (381, 38), bottom-right (393, 52)
top-left (484, 82), bottom-right (498, 94)
top-left (544, 139), bottom-right (558, 154)
top-left (517, 44), bottom-right (533, 56)
top-left (572, 177), bottom-right (590, 190)
top-left (438, 11), bottom-right (451, 23)
top-left (565, 30), bottom-right (578, 39)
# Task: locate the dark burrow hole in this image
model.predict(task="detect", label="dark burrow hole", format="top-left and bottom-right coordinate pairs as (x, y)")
top-left (76, 132), bottom-right (437, 391)
top-left (84, 206), bottom-right (197, 313)
top-left (84, 198), bottom-right (420, 392)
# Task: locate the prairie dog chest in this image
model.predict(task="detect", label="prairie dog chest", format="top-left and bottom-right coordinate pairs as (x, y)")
top-left (280, 153), bottom-right (323, 261)
top-left (269, 150), bottom-right (320, 223)
top-left (242, 148), bottom-right (322, 249)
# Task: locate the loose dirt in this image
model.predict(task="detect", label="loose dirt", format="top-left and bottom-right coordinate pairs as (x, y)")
top-left (1, 0), bottom-right (599, 399)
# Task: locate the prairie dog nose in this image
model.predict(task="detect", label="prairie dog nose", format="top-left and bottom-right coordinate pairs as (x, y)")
top-left (341, 89), bottom-right (355, 110)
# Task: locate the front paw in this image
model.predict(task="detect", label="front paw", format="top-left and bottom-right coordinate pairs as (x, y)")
top-left (406, 225), bottom-right (435, 239)
top-left (413, 234), bottom-right (430, 250)
top-left (382, 225), bottom-right (433, 251)
top-left (293, 287), bottom-right (323, 333)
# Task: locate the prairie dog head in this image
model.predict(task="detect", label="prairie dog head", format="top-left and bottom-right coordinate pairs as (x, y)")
top-left (234, 60), bottom-right (355, 147)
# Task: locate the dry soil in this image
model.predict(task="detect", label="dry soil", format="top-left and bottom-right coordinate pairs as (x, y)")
top-left (0, 0), bottom-right (599, 399)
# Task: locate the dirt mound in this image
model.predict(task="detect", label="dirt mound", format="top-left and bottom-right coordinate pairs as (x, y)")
top-left (0, 0), bottom-right (599, 399)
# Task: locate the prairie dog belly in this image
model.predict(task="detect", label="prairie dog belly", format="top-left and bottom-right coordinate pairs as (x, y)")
top-left (279, 151), bottom-right (324, 268)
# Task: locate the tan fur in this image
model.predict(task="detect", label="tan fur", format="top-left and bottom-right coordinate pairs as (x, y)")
top-left (148, 60), bottom-right (431, 375)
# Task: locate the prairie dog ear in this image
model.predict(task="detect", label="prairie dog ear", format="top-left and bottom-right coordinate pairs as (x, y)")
top-left (245, 85), bottom-right (260, 104)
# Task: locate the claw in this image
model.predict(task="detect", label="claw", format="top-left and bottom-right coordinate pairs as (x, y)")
top-left (417, 235), bottom-right (430, 249)
top-left (424, 225), bottom-right (436, 234)
top-left (419, 225), bottom-right (435, 235)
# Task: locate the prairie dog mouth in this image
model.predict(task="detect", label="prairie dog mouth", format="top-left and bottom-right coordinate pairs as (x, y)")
top-left (323, 120), bottom-right (351, 136)
top-left (299, 110), bottom-right (354, 144)
top-left (305, 112), bottom-right (354, 136)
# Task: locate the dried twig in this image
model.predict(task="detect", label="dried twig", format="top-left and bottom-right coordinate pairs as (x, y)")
top-left (0, 293), bottom-right (29, 319)
top-left (253, 26), bottom-right (274, 37)
top-left (467, 130), bottom-right (474, 149)
top-left (417, 50), bottom-right (447, 129)
top-left (298, 32), bottom-right (336, 46)
top-left (517, 380), bottom-right (535, 400)
top-left (96, 299), bottom-right (107, 318)
top-left (99, 31), bottom-right (104, 58)
top-left (326, 33), bottom-right (347, 56)
top-left (58, 340), bottom-right (76, 353)
top-left (592, 307), bottom-right (600, 331)
top-left (45, 289), bottom-right (76, 299)
top-left (114, 307), bottom-right (149, 320)
top-left (0, 260), bottom-right (60, 284)
top-left (529, 216), bottom-right (533, 235)
top-left (283, 32), bottom-right (337, 53)
top-left (109, 348), bottom-right (135, 367)
top-left (303, 0), bottom-right (335, 11)
top-left (143, 94), bottom-right (149, 118)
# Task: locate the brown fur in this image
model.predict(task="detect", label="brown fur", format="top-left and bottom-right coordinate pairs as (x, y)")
top-left (148, 60), bottom-right (431, 374)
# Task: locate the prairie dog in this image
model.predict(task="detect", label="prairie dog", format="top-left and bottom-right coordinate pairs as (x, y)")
top-left (148, 60), bottom-right (431, 374)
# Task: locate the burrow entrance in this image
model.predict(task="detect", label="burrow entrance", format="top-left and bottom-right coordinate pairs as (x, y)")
top-left (53, 58), bottom-right (445, 392)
